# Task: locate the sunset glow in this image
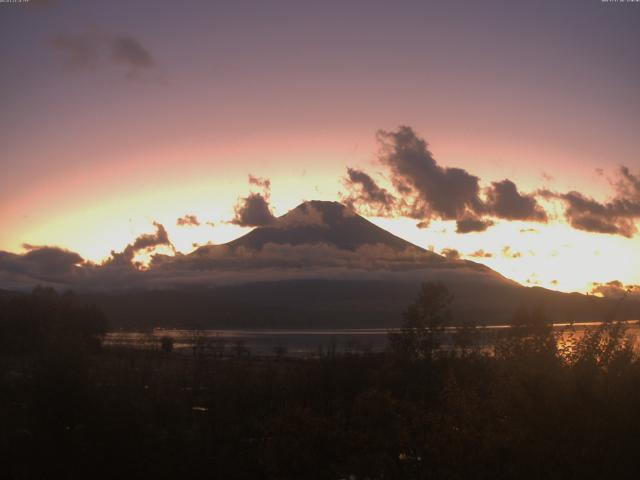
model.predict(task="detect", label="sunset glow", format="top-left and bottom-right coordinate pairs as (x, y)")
top-left (6, 4), bottom-right (640, 478)
top-left (1, 0), bottom-right (639, 296)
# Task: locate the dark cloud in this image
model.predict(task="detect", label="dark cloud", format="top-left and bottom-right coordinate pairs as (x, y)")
top-left (340, 167), bottom-right (396, 216)
top-left (177, 215), bottom-right (200, 227)
top-left (50, 32), bottom-right (102, 70)
top-left (539, 166), bottom-right (640, 238)
top-left (570, 210), bottom-right (626, 236)
top-left (231, 175), bottom-right (277, 227)
top-left (105, 222), bottom-right (173, 267)
top-left (0, 252), bottom-right (24, 276)
top-left (343, 127), bottom-right (639, 238)
top-left (455, 214), bottom-right (494, 233)
top-left (0, 245), bottom-right (83, 283)
top-left (143, 242), bottom-right (503, 292)
top-left (0, 241), bottom-right (503, 292)
top-left (485, 179), bottom-right (547, 222)
top-left (110, 36), bottom-right (155, 76)
top-left (132, 222), bottom-right (170, 251)
top-left (376, 126), bottom-right (483, 221)
top-left (342, 126), bottom-right (556, 233)
top-left (49, 31), bottom-right (156, 79)
top-left (21, 245), bottom-right (84, 276)
top-left (231, 193), bottom-right (276, 227)
top-left (554, 190), bottom-right (638, 238)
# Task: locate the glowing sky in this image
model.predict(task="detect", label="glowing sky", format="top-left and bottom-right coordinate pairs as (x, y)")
top-left (1, 0), bottom-right (639, 294)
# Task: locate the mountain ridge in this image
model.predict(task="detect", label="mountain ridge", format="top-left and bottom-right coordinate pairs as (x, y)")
top-left (189, 199), bottom-right (512, 283)
top-left (194, 200), bottom-right (426, 254)
top-left (3, 202), bottom-right (637, 328)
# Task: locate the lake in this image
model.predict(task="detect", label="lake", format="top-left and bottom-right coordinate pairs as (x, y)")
top-left (105, 321), bottom-right (640, 356)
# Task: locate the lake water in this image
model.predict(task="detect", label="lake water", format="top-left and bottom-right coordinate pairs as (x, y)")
top-left (105, 321), bottom-right (640, 356)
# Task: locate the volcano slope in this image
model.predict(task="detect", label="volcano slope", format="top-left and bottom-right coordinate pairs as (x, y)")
top-left (78, 201), bottom-right (638, 329)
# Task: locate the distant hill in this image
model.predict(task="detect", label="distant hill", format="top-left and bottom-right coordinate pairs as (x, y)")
top-left (83, 280), bottom-right (639, 330)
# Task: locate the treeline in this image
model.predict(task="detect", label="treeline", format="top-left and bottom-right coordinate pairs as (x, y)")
top-left (0, 286), bottom-right (107, 354)
top-left (1, 285), bottom-right (640, 479)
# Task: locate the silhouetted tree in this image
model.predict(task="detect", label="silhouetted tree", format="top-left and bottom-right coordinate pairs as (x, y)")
top-left (495, 304), bottom-right (557, 362)
top-left (388, 281), bottom-right (453, 360)
top-left (160, 335), bottom-right (174, 353)
top-left (0, 286), bottom-right (107, 354)
top-left (233, 338), bottom-right (249, 357)
top-left (273, 344), bottom-right (288, 359)
top-left (452, 319), bottom-right (480, 353)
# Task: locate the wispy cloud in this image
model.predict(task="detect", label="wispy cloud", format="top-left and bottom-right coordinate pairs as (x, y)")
top-left (49, 30), bottom-right (156, 79)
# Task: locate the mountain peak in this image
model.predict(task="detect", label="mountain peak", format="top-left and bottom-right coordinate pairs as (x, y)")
top-left (291, 200), bottom-right (350, 215)
top-left (224, 200), bottom-right (423, 252)
top-left (275, 201), bottom-right (354, 229)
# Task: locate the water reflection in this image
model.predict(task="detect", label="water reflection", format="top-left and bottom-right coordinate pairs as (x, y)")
top-left (105, 321), bottom-right (640, 356)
